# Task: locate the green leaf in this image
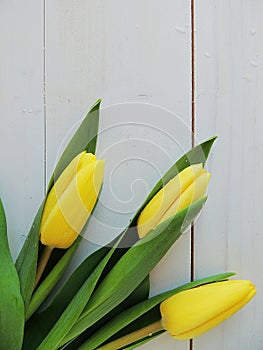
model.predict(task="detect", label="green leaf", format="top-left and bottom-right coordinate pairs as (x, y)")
top-left (0, 198), bottom-right (25, 349)
top-left (123, 331), bottom-right (164, 349)
top-left (63, 277), bottom-right (150, 349)
top-left (47, 99), bottom-right (101, 192)
top-left (131, 136), bottom-right (217, 224)
top-left (23, 245), bottom-right (110, 350)
top-left (82, 272), bottom-right (235, 349)
top-left (36, 237), bottom-right (121, 350)
top-left (16, 202), bottom-right (44, 309)
top-left (24, 247), bottom-right (148, 350)
top-left (60, 196), bottom-right (207, 346)
top-left (26, 236), bottom-right (82, 320)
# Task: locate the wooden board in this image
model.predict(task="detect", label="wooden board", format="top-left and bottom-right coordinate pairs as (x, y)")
top-left (1, 1), bottom-right (261, 349)
top-left (0, 1), bottom-right (44, 258)
top-left (45, 1), bottom-right (191, 349)
top-left (194, 1), bottom-right (263, 349)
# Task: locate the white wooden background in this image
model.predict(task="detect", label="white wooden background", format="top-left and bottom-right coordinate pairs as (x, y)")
top-left (0, 1), bottom-right (262, 349)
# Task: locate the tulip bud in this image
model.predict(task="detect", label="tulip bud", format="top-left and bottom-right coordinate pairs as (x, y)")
top-left (40, 151), bottom-right (105, 249)
top-left (160, 280), bottom-right (256, 340)
top-left (137, 164), bottom-right (210, 239)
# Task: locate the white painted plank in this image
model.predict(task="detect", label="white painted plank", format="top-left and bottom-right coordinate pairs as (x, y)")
top-left (0, 1), bottom-right (44, 258)
top-left (195, 1), bottom-right (263, 349)
top-left (45, 1), bottom-right (192, 348)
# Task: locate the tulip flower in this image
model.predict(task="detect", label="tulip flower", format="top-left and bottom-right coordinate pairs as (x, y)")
top-left (96, 279), bottom-right (255, 350)
top-left (137, 164), bottom-right (210, 238)
top-left (40, 151), bottom-right (105, 249)
top-left (160, 280), bottom-right (256, 340)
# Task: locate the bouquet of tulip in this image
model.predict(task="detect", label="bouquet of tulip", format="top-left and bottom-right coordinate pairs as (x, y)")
top-left (0, 100), bottom-right (255, 350)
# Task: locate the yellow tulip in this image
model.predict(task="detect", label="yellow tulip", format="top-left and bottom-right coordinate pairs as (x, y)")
top-left (137, 164), bottom-right (210, 238)
top-left (160, 280), bottom-right (256, 340)
top-left (40, 151), bottom-right (105, 249)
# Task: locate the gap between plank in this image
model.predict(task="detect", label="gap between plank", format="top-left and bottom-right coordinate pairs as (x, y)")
top-left (190, 0), bottom-right (195, 349)
top-left (43, 0), bottom-right (47, 193)
top-left (190, 0), bottom-right (195, 282)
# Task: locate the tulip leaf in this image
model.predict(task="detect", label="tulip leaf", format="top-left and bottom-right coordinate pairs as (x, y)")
top-left (36, 237), bottom-right (121, 350)
top-left (24, 245), bottom-right (149, 350)
top-left (47, 99), bottom-right (101, 193)
top-left (16, 201), bottom-right (45, 310)
top-left (26, 236), bottom-right (82, 320)
top-left (23, 245), bottom-right (110, 350)
top-left (80, 272), bottom-right (235, 349)
top-left (59, 196), bottom-right (208, 346)
top-left (0, 198), bottom-right (25, 349)
top-left (62, 277), bottom-right (150, 349)
top-left (123, 332), bottom-right (164, 349)
top-left (132, 136), bottom-right (217, 224)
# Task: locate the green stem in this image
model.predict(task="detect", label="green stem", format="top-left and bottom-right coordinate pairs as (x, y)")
top-left (34, 246), bottom-right (54, 288)
top-left (97, 320), bottom-right (164, 350)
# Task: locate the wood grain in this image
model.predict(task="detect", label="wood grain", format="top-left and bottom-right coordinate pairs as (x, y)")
top-left (1, 0), bottom-right (261, 348)
top-left (194, 1), bottom-right (263, 349)
top-left (0, 1), bottom-right (44, 258)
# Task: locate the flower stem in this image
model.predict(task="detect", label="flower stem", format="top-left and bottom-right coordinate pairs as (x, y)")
top-left (34, 246), bottom-right (54, 288)
top-left (97, 320), bottom-right (164, 350)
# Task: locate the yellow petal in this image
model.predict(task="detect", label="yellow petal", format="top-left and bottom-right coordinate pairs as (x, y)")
top-left (77, 157), bottom-right (105, 214)
top-left (40, 152), bottom-right (104, 249)
top-left (159, 171), bottom-right (210, 225)
top-left (137, 164), bottom-right (207, 238)
top-left (40, 205), bottom-right (79, 249)
top-left (41, 152), bottom-right (96, 227)
top-left (160, 280), bottom-right (256, 340)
